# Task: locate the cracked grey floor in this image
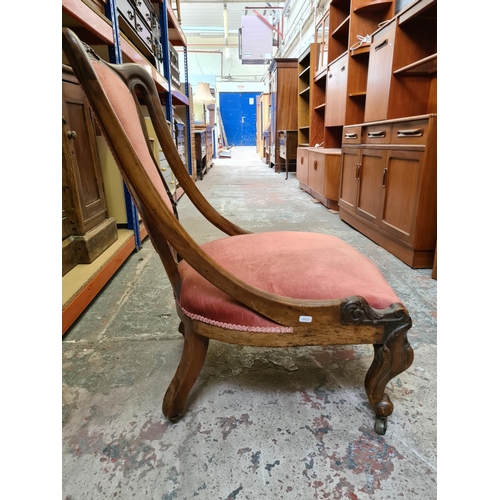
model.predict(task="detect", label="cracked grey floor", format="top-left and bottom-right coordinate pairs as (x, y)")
top-left (62, 146), bottom-right (437, 500)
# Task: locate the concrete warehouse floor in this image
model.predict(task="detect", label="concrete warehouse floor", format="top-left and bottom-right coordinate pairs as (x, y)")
top-left (62, 147), bottom-right (437, 499)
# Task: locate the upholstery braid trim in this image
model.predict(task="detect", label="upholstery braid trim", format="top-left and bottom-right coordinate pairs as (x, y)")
top-left (176, 300), bottom-right (294, 333)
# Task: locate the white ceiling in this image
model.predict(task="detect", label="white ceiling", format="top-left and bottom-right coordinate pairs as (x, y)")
top-left (177, 1), bottom-right (285, 40)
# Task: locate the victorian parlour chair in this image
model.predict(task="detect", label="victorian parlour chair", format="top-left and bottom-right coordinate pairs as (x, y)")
top-left (62, 28), bottom-right (414, 435)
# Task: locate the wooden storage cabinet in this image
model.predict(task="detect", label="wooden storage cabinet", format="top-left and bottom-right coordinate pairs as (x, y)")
top-left (299, 148), bottom-right (341, 210)
top-left (268, 58), bottom-right (298, 173)
top-left (339, 114), bottom-right (436, 268)
top-left (62, 65), bottom-right (118, 276)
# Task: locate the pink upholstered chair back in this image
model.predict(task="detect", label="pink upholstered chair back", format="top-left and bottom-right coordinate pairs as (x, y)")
top-left (90, 60), bottom-right (175, 216)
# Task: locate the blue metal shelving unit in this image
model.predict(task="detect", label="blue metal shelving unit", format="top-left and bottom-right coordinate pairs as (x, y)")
top-left (104, 0), bottom-right (194, 247)
top-left (104, 0), bottom-right (142, 251)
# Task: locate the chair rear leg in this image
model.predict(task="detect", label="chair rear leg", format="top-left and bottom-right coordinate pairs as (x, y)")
top-left (162, 322), bottom-right (209, 420)
top-left (365, 321), bottom-right (414, 435)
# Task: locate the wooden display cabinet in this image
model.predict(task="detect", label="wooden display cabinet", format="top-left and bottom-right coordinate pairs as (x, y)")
top-left (297, 45), bottom-right (313, 148)
top-left (364, 0), bottom-right (437, 122)
top-left (328, 0), bottom-right (395, 127)
top-left (311, 0), bottom-right (395, 149)
top-left (339, 114), bottom-right (436, 268)
top-left (314, 10), bottom-right (330, 77)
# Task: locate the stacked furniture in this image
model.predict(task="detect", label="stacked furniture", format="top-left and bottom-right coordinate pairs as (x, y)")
top-left (194, 125), bottom-right (214, 180)
top-left (296, 0), bottom-right (436, 268)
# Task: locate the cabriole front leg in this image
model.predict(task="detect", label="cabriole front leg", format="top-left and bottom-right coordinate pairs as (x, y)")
top-left (365, 319), bottom-right (414, 435)
top-left (341, 297), bottom-right (414, 435)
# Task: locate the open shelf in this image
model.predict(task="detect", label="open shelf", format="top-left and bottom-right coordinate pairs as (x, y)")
top-left (350, 45), bottom-right (371, 56)
top-left (332, 15), bottom-right (350, 38)
top-left (299, 67), bottom-right (310, 79)
top-left (353, 0), bottom-right (393, 13)
top-left (394, 53), bottom-right (437, 75)
top-left (349, 91), bottom-right (367, 98)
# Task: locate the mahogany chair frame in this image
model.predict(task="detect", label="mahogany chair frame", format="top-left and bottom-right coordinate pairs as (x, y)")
top-left (62, 28), bottom-right (414, 435)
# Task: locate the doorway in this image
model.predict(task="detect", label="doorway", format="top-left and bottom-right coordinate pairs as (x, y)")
top-left (219, 92), bottom-right (259, 146)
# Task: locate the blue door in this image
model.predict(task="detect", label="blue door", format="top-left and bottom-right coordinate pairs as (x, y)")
top-left (219, 92), bottom-right (259, 146)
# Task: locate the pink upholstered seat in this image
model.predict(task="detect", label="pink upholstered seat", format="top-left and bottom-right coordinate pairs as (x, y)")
top-left (178, 231), bottom-right (400, 332)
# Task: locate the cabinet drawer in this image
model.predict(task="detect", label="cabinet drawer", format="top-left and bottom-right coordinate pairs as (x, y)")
top-left (135, 0), bottom-right (153, 28)
top-left (390, 118), bottom-right (429, 145)
top-left (117, 0), bottom-right (136, 26)
top-left (362, 123), bottom-right (391, 144)
top-left (342, 126), bottom-right (361, 144)
top-left (135, 18), bottom-right (153, 51)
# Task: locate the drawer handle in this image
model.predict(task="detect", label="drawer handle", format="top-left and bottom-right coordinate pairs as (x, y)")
top-left (397, 128), bottom-right (423, 137)
top-left (314, 160), bottom-right (318, 170)
top-left (368, 130), bottom-right (386, 138)
top-left (382, 168), bottom-right (388, 188)
top-left (127, 10), bottom-right (134, 20)
top-left (341, 66), bottom-right (346, 71)
top-left (66, 130), bottom-right (77, 139)
top-left (344, 132), bottom-right (357, 139)
top-left (375, 39), bottom-right (388, 51)
top-left (356, 163), bottom-right (361, 180)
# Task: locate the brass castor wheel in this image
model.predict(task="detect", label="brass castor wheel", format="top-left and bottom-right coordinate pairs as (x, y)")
top-left (374, 417), bottom-right (387, 435)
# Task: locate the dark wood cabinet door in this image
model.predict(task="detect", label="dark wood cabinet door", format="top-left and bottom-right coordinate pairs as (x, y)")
top-left (356, 148), bottom-right (386, 224)
top-left (62, 76), bottom-right (108, 235)
top-left (379, 149), bottom-right (423, 244)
